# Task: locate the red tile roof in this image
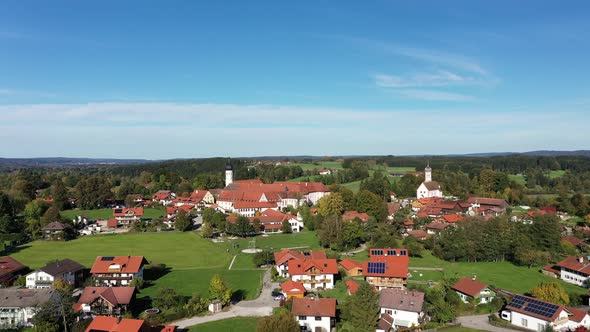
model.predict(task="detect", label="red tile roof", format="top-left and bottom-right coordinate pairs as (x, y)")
top-left (442, 214), bottom-right (464, 223)
top-left (543, 264), bottom-right (560, 276)
top-left (106, 219), bottom-right (118, 228)
top-left (403, 220), bottom-right (414, 226)
top-left (554, 256), bottom-right (590, 276)
top-left (565, 306), bottom-right (589, 323)
top-left (346, 280), bottom-right (359, 295)
top-left (467, 197), bottom-right (509, 208)
top-left (288, 259), bottom-right (339, 275)
top-left (274, 249), bottom-right (327, 266)
top-left (280, 280), bottom-right (306, 296)
top-left (407, 230), bottom-right (429, 239)
top-left (425, 222), bottom-right (450, 231)
top-left (189, 190), bottom-right (210, 202)
top-left (363, 256), bottom-right (408, 278)
top-left (113, 207), bottom-right (144, 217)
top-left (76, 287), bottom-right (135, 311)
top-left (84, 316), bottom-right (145, 332)
top-left (342, 210), bottom-right (370, 223)
top-left (0, 256), bottom-right (26, 281)
top-left (291, 297), bottom-right (336, 317)
top-left (562, 236), bottom-right (584, 246)
top-left (90, 256), bottom-right (148, 274)
top-left (339, 259), bottom-right (362, 271)
top-left (452, 277), bottom-right (488, 297)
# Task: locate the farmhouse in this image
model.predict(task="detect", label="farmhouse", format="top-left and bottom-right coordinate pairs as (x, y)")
top-left (292, 297), bottom-right (336, 332)
top-left (280, 280), bottom-right (306, 299)
top-left (342, 210), bottom-right (370, 223)
top-left (416, 165), bottom-right (443, 199)
top-left (227, 209), bottom-right (303, 233)
top-left (0, 256), bottom-right (26, 285)
top-left (407, 230), bottom-right (429, 240)
top-left (339, 259), bottom-right (363, 276)
top-left (189, 190), bottom-right (215, 207)
top-left (363, 248), bottom-right (409, 290)
top-left (152, 190), bottom-right (176, 205)
top-left (113, 207), bottom-right (144, 225)
top-left (467, 197), bottom-right (509, 217)
top-left (274, 249), bottom-right (327, 277)
top-left (551, 256), bottom-right (590, 286)
top-left (0, 288), bottom-right (56, 328)
top-left (75, 287), bottom-right (136, 317)
top-left (90, 256), bottom-right (148, 286)
top-left (379, 289), bottom-right (425, 329)
top-left (288, 258), bottom-right (338, 290)
top-left (26, 258), bottom-right (85, 289)
top-left (425, 222), bottom-right (450, 234)
top-left (42, 221), bottom-right (68, 241)
top-left (451, 277), bottom-right (495, 304)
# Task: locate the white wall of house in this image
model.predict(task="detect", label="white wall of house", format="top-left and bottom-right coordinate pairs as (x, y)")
top-left (276, 264), bottom-right (289, 277)
top-left (306, 191), bottom-right (329, 204)
top-left (25, 271), bottom-right (55, 289)
top-left (456, 290), bottom-right (495, 304)
top-left (560, 269), bottom-right (589, 286)
top-left (296, 315), bottom-right (331, 332)
top-left (416, 183), bottom-right (443, 199)
top-left (0, 306), bottom-right (38, 328)
top-left (380, 307), bottom-right (422, 328)
top-left (509, 310), bottom-right (568, 332)
top-left (289, 217), bottom-right (304, 232)
top-left (291, 273), bottom-right (334, 290)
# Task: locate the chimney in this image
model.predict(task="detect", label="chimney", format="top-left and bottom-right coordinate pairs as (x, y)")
top-left (579, 256), bottom-right (584, 264)
top-left (472, 274), bottom-right (477, 281)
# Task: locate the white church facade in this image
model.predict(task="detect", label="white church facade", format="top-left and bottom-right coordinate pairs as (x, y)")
top-left (416, 165), bottom-right (443, 198)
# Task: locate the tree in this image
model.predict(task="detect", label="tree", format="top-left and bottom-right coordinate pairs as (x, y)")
top-left (184, 293), bottom-right (210, 315)
top-left (130, 277), bottom-right (145, 289)
top-left (317, 192), bottom-right (344, 216)
top-left (281, 220), bottom-right (292, 233)
top-left (253, 250), bottom-right (274, 267)
top-left (201, 222), bottom-right (214, 238)
top-left (174, 210), bottom-right (192, 231)
top-left (31, 288), bottom-right (76, 332)
top-left (342, 221), bottom-right (365, 249)
top-left (341, 282), bottom-right (380, 331)
top-left (52, 278), bottom-right (73, 293)
top-left (253, 218), bottom-right (261, 233)
top-left (257, 310), bottom-right (300, 332)
top-left (209, 274), bottom-right (232, 306)
top-left (318, 215), bottom-right (344, 250)
top-left (230, 215), bottom-right (254, 237)
top-left (51, 179), bottom-right (69, 211)
top-left (153, 287), bottom-right (183, 310)
top-left (354, 190), bottom-right (388, 222)
top-left (41, 206), bottom-right (61, 226)
top-left (531, 282), bottom-right (570, 305)
top-left (75, 176), bottom-right (112, 209)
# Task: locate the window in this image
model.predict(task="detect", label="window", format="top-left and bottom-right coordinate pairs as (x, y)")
top-left (385, 310), bottom-right (392, 315)
top-left (521, 318), bottom-right (527, 327)
top-left (315, 316), bottom-right (322, 321)
top-left (298, 316), bottom-right (306, 320)
top-left (537, 323), bottom-right (544, 332)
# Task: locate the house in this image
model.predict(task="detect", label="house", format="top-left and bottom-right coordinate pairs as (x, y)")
top-left (416, 165), bottom-right (443, 199)
top-left (342, 210), bottom-right (370, 223)
top-left (406, 230), bottom-right (429, 240)
top-left (85, 316), bottom-right (145, 332)
top-left (227, 209), bottom-right (303, 233)
top-left (152, 190), bottom-right (176, 205)
top-left (113, 207), bottom-right (144, 225)
top-left (363, 248), bottom-right (409, 290)
top-left (42, 221), bottom-right (67, 241)
top-left (75, 287), bottom-right (136, 317)
top-left (387, 202), bottom-right (401, 221)
top-left (90, 256), bottom-right (148, 286)
top-left (467, 197), bottom-right (509, 217)
top-left (292, 297), bottom-right (336, 332)
top-left (274, 249), bottom-right (327, 277)
top-left (501, 293), bottom-right (590, 331)
top-left (551, 256), bottom-right (590, 286)
top-left (166, 204), bottom-right (195, 220)
top-left (288, 258), bottom-right (338, 290)
top-left (339, 259), bottom-right (363, 276)
top-left (379, 288), bottom-right (425, 329)
top-left (439, 214), bottom-right (465, 224)
top-left (0, 256), bottom-right (27, 285)
top-left (451, 277), bottom-right (495, 304)
top-left (401, 220), bottom-right (414, 233)
top-left (280, 280), bottom-right (306, 299)
top-left (0, 288), bottom-right (56, 328)
top-left (346, 279), bottom-right (359, 295)
top-left (26, 259), bottom-right (85, 289)
top-left (376, 313), bottom-right (395, 332)
top-left (425, 222), bottom-right (450, 235)
top-left (189, 190), bottom-right (215, 208)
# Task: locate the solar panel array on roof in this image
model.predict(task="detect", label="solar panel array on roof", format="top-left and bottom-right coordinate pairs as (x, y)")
top-left (367, 262), bottom-right (386, 274)
top-left (509, 295), bottom-right (560, 319)
top-left (101, 257), bottom-right (114, 261)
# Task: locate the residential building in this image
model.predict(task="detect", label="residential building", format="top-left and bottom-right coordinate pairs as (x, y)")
top-left (339, 259), bottom-right (363, 276)
top-left (552, 256), bottom-right (590, 286)
top-left (0, 256), bottom-right (26, 285)
top-left (25, 259), bottom-right (85, 289)
top-left (75, 287), bottom-right (136, 317)
top-left (451, 277), bottom-right (495, 304)
top-left (227, 209), bottom-right (303, 233)
top-left (288, 258), bottom-right (338, 290)
top-left (406, 230), bottom-right (429, 240)
top-left (467, 197), bottom-right (509, 217)
top-left (346, 279), bottom-right (359, 295)
top-left (416, 165), bottom-right (443, 199)
top-left (363, 248), bottom-right (409, 290)
top-left (189, 190), bottom-right (215, 208)
top-left (42, 221), bottom-right (67, 241)
top-left (280, 280), bottom-right (306, 299)
top-left (379, 289), bottom-right (425, 329)
top-left (376, 314), bottom-right (395, 332)
top-left (152, 190), bottom-right (176, 205)
top-left (292, 297), bottom-right (336, 332)
top-left (90, 256), bottom-right (148, 286)
top-left (274, 249), bottom-right (327, 277)
top-left (0, 288), bottom-right (56, 328)
top-left (342, 210), bottom-right (370, 223)
top-left (425, 222), bottom-right (450, 235)
top-left (501, 294), bottom-right (589, 331)
top-left (113, 207), bottom-right (144, 225)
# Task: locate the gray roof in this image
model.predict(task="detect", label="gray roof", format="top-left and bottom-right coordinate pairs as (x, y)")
top-left (423, 181), bottom-right (441, 191)
top-left (43, 221), bottom-right (66, 230)
top-left (40, 259), bottom-right (85, 277)
top-left (0, 287), bottom-right (55, 308)
top-left (379, 289), bottom-right (425, 313)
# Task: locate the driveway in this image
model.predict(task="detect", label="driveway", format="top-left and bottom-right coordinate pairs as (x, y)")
top-left (457, 314), bottom-right (515, 332)
top-left (173, 269), bottom-right (279, 328)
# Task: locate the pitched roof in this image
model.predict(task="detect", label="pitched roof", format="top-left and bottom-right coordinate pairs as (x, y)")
top-left (565, 306), bottom-right (589, 323)
top-left (274, 249), bottom-right (327, 266)
top-left (346, 280), bottom-right (359, 295)
top-left (107, 219), bottom-right (118, 228)
top-left (422, 181), bottom-right (441, 191)
top-left (467, 197), bottom-right (509, 208)
top-left (190, 190), bottom-right (210, 202)
top-left (342, 210), bottom-right (370, 222)
top-left (77, 287), bottom-right (135, 309)
top-left (554, 256), bottom-right (590, 276)
top-left (90, 256), bottom-right (148, 274)
top-left (0, 287), bottom-right (55, 307)
top-left (280, 280), bottom-right (306, 296)
top-left (288, 259), bottom-right (339, 275)
top-left (113, 207), bottom-right (144, 217)
top-left (378, 289), bottom-right (425, 313)
top-left (378, 314), bottom-right (394, 331)
top-left (561, 236), bottom-right (584, 246)
top-left (291, 297), bottom-right (336, 317)
top-left (43, 221), bottom-right (67, 230)
top-left (0, 256), bottom-right (26, 279)
top-left (407, 230), bottom-right (429, 239)
top-left (339, 259), bottom-right (362, 271)
top-left (441, 214), bottom-right (464, 223)
top-left (425, 222), bottom-right (450, 231)
top-left (363, 256), bottom-right (408, 278)
top-left (452, 277), bottom-right (489, 297)
top-left (40, 259), bottom-right (84, 276)
top-left (505, 294), bottom-right (565, 323)
top-left (84, 316), bottom-right (145, 332)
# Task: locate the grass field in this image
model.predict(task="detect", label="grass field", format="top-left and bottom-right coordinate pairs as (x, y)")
top-left (509, 174), bottom-right (526, 185)
top-left (342, 180), bottom-right (361, 192)
top-left (187, 317), bottom-right (259, 332)
top-left (60, 208), bottom-right (166, 220)
top-left (288, 161), bottom-right (343, 171)
top-left (223, 231), bottom-right (321, 251)
top-left (9, 232), bottom-right (263, 300)
top-left (549, 170), bottom-right (566, 178)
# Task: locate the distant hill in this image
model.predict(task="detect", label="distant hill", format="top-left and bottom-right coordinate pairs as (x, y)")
top-left (0, 157), bottom-right (152, 167)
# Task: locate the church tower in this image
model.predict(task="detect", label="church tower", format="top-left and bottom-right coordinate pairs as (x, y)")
top-left (424, 164), bottom-right (432, 182)
top-left (225, 160), bottom-right (233, 187)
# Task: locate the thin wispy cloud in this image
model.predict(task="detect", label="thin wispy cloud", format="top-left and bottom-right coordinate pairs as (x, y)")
top-left (374, 70), bottom-right (471, 88)
top-left (394, 89), bottom-right (476, 102)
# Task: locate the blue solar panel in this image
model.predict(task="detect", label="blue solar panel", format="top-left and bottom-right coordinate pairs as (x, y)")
top-left (367, 262), bottom-right (386, 274)
top-left (508, 295), bottom-right (560, 319)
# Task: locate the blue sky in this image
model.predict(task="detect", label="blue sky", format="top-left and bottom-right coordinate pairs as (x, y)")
top-left (1, 1), bottom-right (589, 158)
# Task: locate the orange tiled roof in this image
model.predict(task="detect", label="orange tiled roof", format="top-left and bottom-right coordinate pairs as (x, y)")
top-left (90, 256), bottom-right (148, 274)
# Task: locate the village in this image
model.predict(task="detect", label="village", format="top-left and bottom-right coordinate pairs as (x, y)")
top-left (1, 159), bottom-right (590, 332)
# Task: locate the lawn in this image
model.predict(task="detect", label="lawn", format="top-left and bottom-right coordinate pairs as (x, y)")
top-left (548, 170), bottom-right (566, 179)
top-left (288, 161), bottom-right (344, 171)
top-left (187, 317), bottom-right (259, 332)
top-left (60, 208), bottom-right (165, 221)
top-left (387, 166), bottom-right (416, 173)
top-left (509, 174), bottom-right (526, 185)
top-left (222, 231), bottom-right (321, 251)
top-left (9, 232), bottom-right (263, 300)
top-left (342, 180), bottom-right (361, 193)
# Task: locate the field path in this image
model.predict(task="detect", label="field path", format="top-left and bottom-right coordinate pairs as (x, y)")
top-left (228, 255), bottom-right (237, 270)
top-left (173, 269), bottom-right (279, 328)
top-left (457, 314), bottom-right (514, 332)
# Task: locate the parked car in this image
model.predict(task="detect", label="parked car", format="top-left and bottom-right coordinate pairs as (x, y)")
top-left (271, 290), bottom-right (285, 301)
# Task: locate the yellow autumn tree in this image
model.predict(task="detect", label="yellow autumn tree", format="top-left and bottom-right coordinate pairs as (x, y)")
top-left (531, 281), bottom-right (569, 305)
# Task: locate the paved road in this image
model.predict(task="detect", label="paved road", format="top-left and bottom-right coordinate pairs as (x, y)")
top-left (457, 314), bottom-right (514, 332)
top-left (173, 269), bottom-right (279, 328)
